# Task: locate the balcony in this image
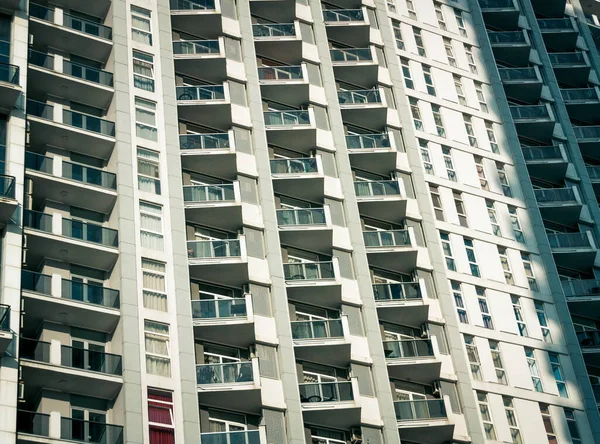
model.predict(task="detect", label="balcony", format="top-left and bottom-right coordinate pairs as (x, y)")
top-left (347, 132), bottom-right (400, 175)
top-left (522, 145), bottom-right (568, 183)
top-left (563, 279), bottom-right (600, 318)
top-left (0, 173), bottom-right (16, 226)
top-left (183, 182), bottom-right (242, 231)
top-left (338, 88), bottom-right (387, 127)
top-left (19, 337), bottom-right (122, 400)
top-left (170, 0), bottom-right (222, 38)
top-left (561, 87), bottom-right (600, 124)
top-left (530, 0), bottom-right (567, 18)
top-left (373, 281), bottom-right (429, 328)
top-left (292, 317), bottom-right (351, 367)
top-left (488, 30), bottom-right (531, 66)
top-left (27, 100), bottom-right (115, 159)
top-left (384, 338), bottom-right (441, 383)
top-left (0, 62), bottom-right (20, 113)
top-left (277, 207), bottom-right (333, 254)
top-left (479, 0), bottom-right (519, 30)
top-left (534, 187), bottom-right (582, 226)
top-left (25, 152), bottom-right (117, 214)
top-left (538, 18), bottom-right (577, 50)
top-left (253, 22), bottom-right (302, 64)
top-left (258, 65), bottom-right (308, 107)
top-left (176, 84), bottom-right (231, 128)
top-left (173, 39), bottom-right (225, 82)
top-left (549, 52), bottom-right (591, 86)
top-left (196, 358), bottom-right (262, 414)
top-left (363, 229), bottom-right (417, 273)
top-left (548, 232), bottom-right (597, 270)
top-left (395, 398), bottom-right (454, 444)
top-left (509, 104), bottom-right (555, 141)
top-left (20, 270), bottom-right (120, 334)
top-left (180, 131), bottom-right (237, 178)
top-left (577, 330), bottom-right (600, 367)
top-left (17, 410), bottom-right (123, 444)
top-left (354, 179), bottom-right (407, 223)
top-left (574, 126), bottom-right (600, 161)
top-left (191, 294), bottom-right (255, 347)
top-left (0, 304), bottom-right (10, 354)
top-left (498, 67), bottom-right (542, 103)
top-left (28, 51), bottom-right (114, 110)
top-left (23, 210), bottom-right (118, 270)
top-left (323, 8), bottom-right (369, 47)
top-left (187, 237), bottom-right (248, 287)
top-left (300, 379), bottom-right (360, 429)
top-left (588, 166), bottom-right (600, 197)
top-left (0, 0), bottom-right (20, 13)
top-left (331, 46), bottom-right (379, 85)
top-left (264, 109), bottom-right (316, 151)
top-left (29, 4), bottom-right (113, 62)
top-left (200, 430), bottom-right (262, 444)
top-left (284, 259), bottom-right (342, 308)
top-left (270, 157), bottom-right (324, 201)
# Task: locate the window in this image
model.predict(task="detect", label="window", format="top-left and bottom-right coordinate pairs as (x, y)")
top-left (451, 281), bottom-right (468, 323)
top-left (477, 392), bottom-right (496, 440)
top-left (549, 353), bottom-right (567, 397)
top-left (454, 75), bottom-right (467, 105)
top-left (440, 232), bottom-right (456, 271)
top-left (135, 97), bottom-right (158, 141)
top-left (496, 163), bottom-right (512, 197)
top-left (434, 2), bottom-right (447, 30)
top-left (489, 340), bottom-right (507, 384)
top-left (540, 403), bottom-right (558, 444)
top-left (430, 185), bottom-right (444, 221)
top-left (512, 296), bottom-right (528, 337)
top-left (442, 147), bottom-right (457, 181)
top-left (475, 82), bottom-right (488, 113)
top-left (140, 201), bottom-right (164, 251)
top-left (564, 409), bottom-right (582, 444)
top-left (420, 139), bottom-right (434, 174)
top-left (422, 65), bottom-right (436, 95)
top-left (503, 397), bottom-right (523, 444)
top-left (413, 28), bottom-right (426, 56)
top-left (485, 121), bottom-right (499, 154)
top-left (486, 200), bottom-right (501, 236)
top-left (464, 115), bottom-right (478, 147)
top-left (133, 50), bottom-right (155, 92)
top-left (525, 347), bottom-right (543, 392)
top-left (410, 98), bottom-right (423, 130)
top-left (148, 390), bottom-right (175, 444)
top-left (464, 44), bottom-right (477, 74)
top-left (145, 320), bottom-right (171, 376)
top-left (498, 247), bottom-right (514, 285)
top-left (432, 104), bottom-right (445, 137)
top-left (387, 0), bottom-right (397, 13)
top-left (444, 38), bottom-right (457, 67)
top-left (142, 259), bottom-right (167, 312)
top-left (509, 206), bottom-right (524, 242)
top-left (522, 253), bottom-right (538, 291)
top-left (137, 148), bottom-right (161, 194)
top-left (455, 9), bottom-right (467, 37)
top-left (464, 335), bottom-right (482, 380)
top-left (464, 238), bottom-right (480, 277)
top-left (131, 6), bottom-right (152, 45)
top-left (474, 155), bottom-right (489, 190)
top-left (400, 57), bottom-right (414, 89)
top-left (476, 287), bottom-right (493, 329)
top-left (405, 0), bottom-right (417, 19)
top-left (454, 192), bottom-right (468, 227)
top-left (393, 20), bottom-right (404, 49)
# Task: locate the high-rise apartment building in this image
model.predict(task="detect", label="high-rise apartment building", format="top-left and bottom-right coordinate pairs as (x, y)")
top-left (1, 0), bottom-right (600, 443)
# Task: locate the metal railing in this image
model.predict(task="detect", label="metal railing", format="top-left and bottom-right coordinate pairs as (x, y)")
top-left (330, 48), bottom-right (372, 62)
top-left (17, 410), bottom-right (50, 437)
top-left (191, 298), bottom-right (247, 319)
top-left (183, 184), bottom-right (235, 202)
top-left (61, 344), bottom-right (122, 375)
top-left (354, 180), bottom-right (401, 197)
top-left (277, 208), bottom-right (326, 226)
top-left (180, 133), bottom-right (230, 150)
top-left (299, 381), bottom-right (353, 403)
top-left (291, 319), bottom-right (343, 339)
top-left (253, 23), bottom-right (296, 38)
top-left (394, 399), bottom-right (447, 421)
top-left (170, 0), bottom-right (216, 10)
top-left (372, 282), bottom-right (422, 301)
top-left (338, 89), bottom-right (381, 105)
top-left (538, 18), bottom-right (573, 30)
top-left (479, 0), bottom-right (514, 8)
top-left (60, 417), bottom-right (123, 444)
top-left (63, 109), bottom-right (116, 137)
top-left (498, 67), bottom-right (538, 82)
top-left (574, 125), bottom-right (600, 139)
top-left (383, 339), bottom-right (434, 359)
top-left (187, 239), bottom-right (241, 258)
top-left (488, 31), bottom-right (526, 44)
top-left (510, 105), bottom-right (550, 119)
top-left (63, 161), bottom-right (117, 190)
top-left (63, 60), bottom-right (114, 87)
top-left (196, 361), bottom-right (254, 384)
top-left (176, 85), bottom-right (225, 101)
top-left (0, 61), bottom-right (19, 85)
top-left (363, 230), bottom-right (411, 248)
top-left (323, 9), bottom-right (364, 22)
top-left (577, 330), bottom-right (600, 348)
top-left (62, 11), bottom-right (112, 39)
top-left (258, 65), bottom-right (303, 81)
top-left (521, 145), bottom-right (563, 160)
top-left (270, 158), bottom-right (318, 174)
top-left (173, 39), bottom-right (220, 54)
top-left (346, 133), bottom-right (391, 149)
top-left (561, 88), bottom-right (597, 101)
top-left (19, 337), bottom-right (51, 362)
top-left (264, 110), bottom-right (310, 126)
top-left (62, 217), bottom-right (119, 247)
top-left (548, 52), bottom-right (586, 65)
top-left (0, 304), bottom-right (9, 331)
top-left (284, 261), bottom-right (335, 280)
top-left (547, 232), bottom-right (592, 249)
top-left (61, 278), bottom-right (120, 308)
top-left (534, 188), bottom-right (577, 203)
top-left (201, 430), bottom-right (260, 444)
top-left (562, 279), bottom-right (600, 297)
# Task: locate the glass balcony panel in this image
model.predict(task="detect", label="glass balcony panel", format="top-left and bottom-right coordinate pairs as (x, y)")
top-left (291, 319), bottom-right (343, 339)
top-left (284, 261), bottom-right (335, 280)
top-left (29, 49), bottom-right (55, 70)
top-left (521, 145), bottom-right (562, 160)
top-left (372, 282), bottom-right (422, 301)
top-left (561, 88), bottom-right (597, 101)
top-left (61, 345), bottom-right (123, 375)
top-left (338, 89), bottom-right (381, 104)
top-left (62, 161), bottom-right (117, 189)
top-left (25, 151), bottom-right (53, 174)
top-left (252, 23), bottom-right (296, 38)
top-left (363, 230), bottom-right (411, 247)
top-left (62, 110), bottom-right (116, 137)
top-left (17, 411), bottom-right (50, 437)
top-left (323, 9), bottom-right (364, 22)
top-left (488, 31), bottom-right (526, 44)
top-left (479, 0), bottom-right (514, 7)
top-left (196, 361), bottom-right (254, 384)
top-left (170, 0), bottom-right (216, 10)
top-left (547, 232), bottom-right (591, 248)
top-left (548, 52), bottom-right (585, 65)
top-left (62, 13), bottom-right (112, 40)
top-left (562, 279), bottom-right (600, 297)
top-left (19, 337), bottom-right (51, 362)
top-left (180, 133), bottom-right (230, 149)
top-left (588, 166), bottom-right (600, 179)
top-left (498, 67), bottom-right (538, 81)
top-left (0, 61), bottom-right (19, 85)
top-left (0, 174), bottom-right (15, 198)
top-left (264, 110), bottom-right (310, 126)
top-left (21, 270), bottom-right (53, 295)
top-left (346, 133), bottom-right (391, 149)
top-left (60, 418), bottom-right (123, 444)
top-left (354, 180), bottom-right (400, 196)
top-left (200, 430), bottom-right (261, 444)
top-left (577, 330), bottom-right (600, 347)
top-left (23, 210), bottom-right (53, 232)
top-left (191, 298), bottom-right (247, 319)
top-left (534, 188), bottom-right (576, 203)
top-left (394, 399), bottom-right (447, 421)
top-left (538, 18), bottom-right (572, 30)
top-left (299, 381), bottom-right (353, 403)
top-left (29, 3), bottom-right (54, 21)
top-left (574, 126), bottom-right (600, 139)
top-left (63, 60), bottom-right (114, 87)
top-left (277, 208), bottom-right (326, 226)
top-left (383, 339), bottom-right (433, 358)
top-left (61, 218), bottom-right (119, 247)
top-left (176, 85), bottom-right (225, 100)
top-left (61, 279), bottom-right (120, 308)
top-left (187, 239), bottom-right (241, 258)
top-left (173, 40), bottom-right (220, 54)
top-left (270, 158), bottom-right (318, 174)
top-left (258, 66), bottom-right (303, 81)
top-left (510, 105), bottom-right (549, 119)
top-left (27, 99), bottom-right (54, 119)
top-left (0, 304), bottom-right (9, 331)
top-left (330, 48), bottom-right (372, 62)
top-left (183, 184), bottom-right (235, 202)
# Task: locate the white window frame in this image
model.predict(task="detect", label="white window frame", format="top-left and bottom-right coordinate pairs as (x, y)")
top-left (131, 5), bottom-right (153, 46)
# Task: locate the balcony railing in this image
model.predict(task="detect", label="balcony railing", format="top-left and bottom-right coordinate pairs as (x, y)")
top-left (0, 174), bottom-right (15, 199)
top-left (258, 65), bottom-right (303, 81)
top-left (384, 339), bottom-right (434, 359)
top-left (277, 208), bottom-right (326, 226)
top-left (201, 430), bottom-right (260, 444)
top-left (522, 145), bottom-right (563, 161)
top-left (21, 270), bottom-right (52, 294)
top-left (26, 99), bottom-right (54, 119)
top-left (25, 151), bottom-right (53, 173)
top-left (62, 217), bottom-right (119, 247)
top-left (63, 60), bottom-right (114, 87)
top-left (61, 344), bottom-right (122, 375)
top-left (183, 184), bottom-right (235, 202)
top-left (23, 210), bottom-right (53, 232)
top-left (588, 166), bottom-right (600, 180)
top-left (0, 61), bottom-right (19, 85)
top-left (270, 158), bottom-right (318, 174)
top-left (30, 4), bottom-right (112, 40)
top-left (299, 381), bottom-right (353, 403)
top-left (284, 261), bottom-right (335, 281)
top-left (17, 410), bottom-right (50, 437)
top-left (173, 39), bottom-right (220, 55)
top-left (187, 239), bottom-right (241, 259)
top-left (180, 133), bottom-right (230, 150)
top-left (363, 230), bottom-right (411, 248)
top-left (170, 0), bottom-right (216, 10)
top-left (330, 48), bottom-right (372, 62)
top-left (291, 319), bottom-right (343, 340)
top-left (253, 23), bottom-right (296, 38)
top-left (548, 232), bottom-right (592, 249)
top-left (577, 330), bottom-right (600, 348)
top-left (323, 9), bottom-right (364, 22)
top-left (574, 126), bottom-right (600, 140)
top-left (338, 89), bottom-right (381, 105)
top-left (534, 188), bottom-right (577, 203)
top-left (498, 67), bottom-right (538, 82)
top-left (561, 88), bottom-right (597, 101)
top-left (63, 161), bottom-right (117, 190)
top-left (593, 384), bottom-right (600, 402)
top-left (394, 399), bottom-right (447, 421)
top-left (176, 85), bottom-right (225, 101)
top-left (548, 52), bottom-right (586, 65)
top-left (354, 180), bottom-right (401, 197)
top-left (510, 105), bottom-right (550, 119)
top-left (63, 108), bottom-right (115, 137)
top-left (60, 417), bottom-right (123, 444)
top-left (538, 18), bottom-right (573, 30)
top-left (488, 31), bottom-right (526, 44)
top-left (372, 282), bottom-right (422, 302)
top-left (191, 298), bottom-right (247, 319)
top-left (346, 133), bottom-right (391, 149)
top-left (562, 279), bottom-right (600, 297)
top-left (0, 304), bottom-right (9, 331)
top-left (479, 0), bottom-right (514, 8)
top-left (19, 337), bottom-right (51, 363)
top-left (196, 361), bottom-right (254, 384)
top-left (264, 110), bottom-right (310, 126)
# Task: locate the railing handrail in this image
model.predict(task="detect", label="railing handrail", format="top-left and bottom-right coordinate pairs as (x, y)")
top-left (196, 360), bottom-right (251, 368)
top-left (298, 380), bottom-right (351, 386)
top-left (172, 39), bottom-right (220, 54)
top-left (562, 279), bottom-right (600, 297)
top-left (60, 343), bottom-right (122, 360)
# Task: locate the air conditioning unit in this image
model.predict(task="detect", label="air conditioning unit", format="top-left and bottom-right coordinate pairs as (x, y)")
top-left (350, 428), bottom-right (362, 444)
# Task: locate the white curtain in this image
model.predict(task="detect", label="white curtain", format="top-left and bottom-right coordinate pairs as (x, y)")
top-left (143, 291), bottom-right (168, 312)
top-left (146, 355), bottom-right (171, 377)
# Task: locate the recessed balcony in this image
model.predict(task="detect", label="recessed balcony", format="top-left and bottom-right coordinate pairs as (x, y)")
top-left (270, 157), bottom-right (324, 201)
top-left (19, 337), bottom-right (122, 400)
top-left (323, 8), bottom-right (369, 47)
top-left (577, 330), bottom-right (600, 367)
top-left (299, 378), bottom-right (361, 430)
top-left (284, 259), bottom-right (342, 308)
top-left (354, 179), bottom-right (407, 223)
top-left (338, 88), bottom-right (387, 128)
top-left (373, 280), bottom-right (429, 327)
top-left (561, 87), bottom-right (600, 124)
top-left (498, 67), bottom-right (542, 103)
top-left (488, 30), bottom-right (531, 66)
top-left (26, 99), bottom-right (115, 159)
top-left (20, 270), bottom-right (120, 334)
top-left (196, 358), bottom-right (262, 414)
top-left (0, 61), bottom-right (20, 113)
top-left (292, 317), bottom-right (351, 368)
top-left (176, 83), bottom-right (231, 128)
top-left (200, 430), bottom-right (264, 444)
top-left (364, 229), bottom-right (418, 273)
top-left (548, 232), bottom-right (597, 270)
top-left (0, 173), bottom-right (16, 226)
top-left (574, 125), bottom-right (600, 161)
top-left (384, 338), bottom-right (441, 384)
top-left (173, 39), bottom-right (225, 82)
top-left (28, 50), bottom-right (114, 110)
top-left (23, 210), bottom-right (119, 270)
top-left (253, 22), bottom-right (302, 64)
top-left (277, 207), bottom-right (333, 254)
top-left (522, 145), bottom-right (568, 183)
top-left (331, 46), bottom-right (378, 86)
top-left (563, 279), bottom-right (600, 318)
top-left (258, 65), bottom-right (308, 107)
top-left (530, 0), bottom-right (567, 18)
top-left (29, 3), bottom-right (113, 62)
top-left (479, 0), bottom-right (520, 30)
top-left (170, 0), bottom-right (222, 38)
top-left (395, 398), bottom-right (454, 444)
top-left (0, 304), bottom-right (11, 354)
top-left (25, 152), bottom-right (117, 214)
top-left (183, 182), bottom-right (242, 231)
top-left (509, 104), bottom-right (555, 141)
top-left (538, 18), bottom-right (577, 51)
top-left (187, 237), bottom-right (248, 287)
top-left (347, 132), bottom-right (399, 176)
top-left (264, 109), bottom-right (317, 151)
top-left (180, 131), bottom-right (236, 178)
top-left (534, 187), bottom-right (582, 226)
top-left (549, 52), bottom-right (591, 86)
top-left (587, 166), bottom-right (600, 197)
